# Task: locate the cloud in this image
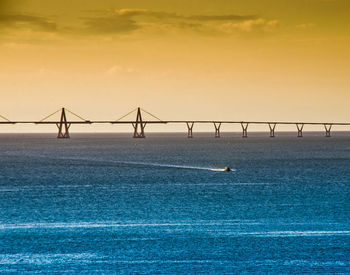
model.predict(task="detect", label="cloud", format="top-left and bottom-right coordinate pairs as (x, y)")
top-left (105, 65), bottom-right (137, 75)
top-left (112, 9), bottom-right (258, 21)
top-left (114, 9), bottom-right (177, 19)
top-left (0, 14), bottom-right (57, 31)
top-left (219, 18), bottom-right (279, 33)
top-left (83, 15), bottom-right (138, 33)
top-left (188, 15), bottom-right (258, 21)
top-left (82, 9), bottom-right (259, 34)
top-left (82, 9), bottom-right (178, 33)
top-left (0, 7), bottom-right (274, 40)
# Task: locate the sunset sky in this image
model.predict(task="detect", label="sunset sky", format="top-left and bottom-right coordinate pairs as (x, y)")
top-left (1, 0), bottom-right (349, 132)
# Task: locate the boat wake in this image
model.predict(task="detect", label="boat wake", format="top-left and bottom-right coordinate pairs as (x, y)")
top-left (10, 153), bottom-right (235, 173)
top-left (115, 161), bottom-right (235, 172)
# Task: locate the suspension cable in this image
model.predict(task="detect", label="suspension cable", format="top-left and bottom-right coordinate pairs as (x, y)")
top-left (0, 114), bottom-right (11, 122)
top-left (39, 109), bottom-right (61, 122)
top-left (65, 108), bottom-right (88, 121)
top-left (141, 108), bottom-right (163, 121)
top-left (115, 108), bottom-right (138, 121)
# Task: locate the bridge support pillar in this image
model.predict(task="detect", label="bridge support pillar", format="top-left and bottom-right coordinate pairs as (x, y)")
top-left (132, 107), bottom-right (146, 138)
top-left (56, 108), bottom-right (71, 138)
top-left (324, 124), bottom-right (332, 137)
top-left (186, 122), bottom-right (194, 138)
top-left (241, 122), bottom-right (249, 138)
top-left (214, 122), bottom-right (221, 138)
top-left (268, 123), bottom-right (276, 138)
top-left (296, 123), bottom-right (304, 138)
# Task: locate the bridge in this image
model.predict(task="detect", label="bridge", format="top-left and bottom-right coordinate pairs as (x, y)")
top-left (1, 107), bottom-right (349, 138)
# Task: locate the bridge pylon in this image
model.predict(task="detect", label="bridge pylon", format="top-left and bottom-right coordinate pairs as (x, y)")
top-left (214, 122), bottom-right (221, 138)
top-left (186, 122), bottom-right (194, 138)
top-left (241, 122), bottom-right (249, 138)
top-left (324, 124), bottom-right (332, 137)
top-left (39, 107), bottom-right (89, 138)
top-left (268, 123), bottom-right (276, 138)
top-left (132, 107), bottom-right (146, 138)
top-left (296, 123), bottom-right (304, 138)
top-left (57, 108), bottom-right (71, 138)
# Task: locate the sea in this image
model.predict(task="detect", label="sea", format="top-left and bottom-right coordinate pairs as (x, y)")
top-left (0, 132), bottom-right (349, 273)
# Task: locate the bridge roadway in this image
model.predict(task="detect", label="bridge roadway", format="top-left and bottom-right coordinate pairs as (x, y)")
top-left (1, 120), bottom-right (350, 125)
top-left (1, 107), bottom-right (350, 138)
top-left (1, 120), bottom-right (350, 138)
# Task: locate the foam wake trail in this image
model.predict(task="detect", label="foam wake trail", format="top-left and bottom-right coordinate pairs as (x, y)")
top-left (10, 153), bottom-right (234, 173)
top-left (114, 161), bottom-right (235, 172)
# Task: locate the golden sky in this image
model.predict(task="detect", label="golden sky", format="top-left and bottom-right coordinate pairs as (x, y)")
top-left (0, 0), bottom-right (349, 132)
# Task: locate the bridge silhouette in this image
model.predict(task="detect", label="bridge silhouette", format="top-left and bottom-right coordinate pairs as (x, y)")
top-left (0, 107), bottom-right (349, 138)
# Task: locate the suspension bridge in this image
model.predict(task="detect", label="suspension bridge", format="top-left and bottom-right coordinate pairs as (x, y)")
top-left (0, 107), bottom-right (349, 138)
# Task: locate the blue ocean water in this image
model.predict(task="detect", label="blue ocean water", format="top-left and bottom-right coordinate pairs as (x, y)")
top-left (0, 133), bottom-right (349, 273)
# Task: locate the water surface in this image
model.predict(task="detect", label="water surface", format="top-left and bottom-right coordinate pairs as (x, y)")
top-left (0, 133), bottom-right (349, 273)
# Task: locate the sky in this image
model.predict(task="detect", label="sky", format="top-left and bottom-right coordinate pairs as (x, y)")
top-left (0, 0), bottom-right (349, 133)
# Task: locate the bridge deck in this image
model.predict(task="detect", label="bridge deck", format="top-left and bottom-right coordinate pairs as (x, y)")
top-left (1, 121), bottom-right (350, 126)
top-left (1, 107), bottom-right (349, 138)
